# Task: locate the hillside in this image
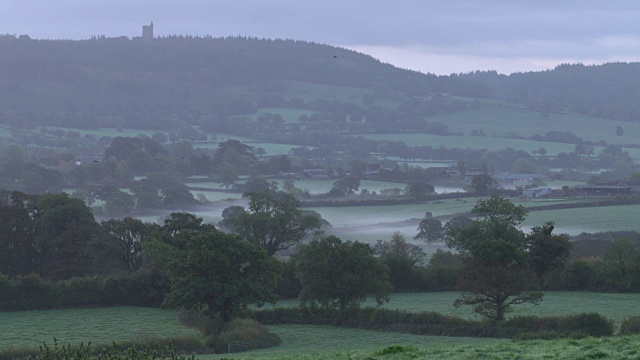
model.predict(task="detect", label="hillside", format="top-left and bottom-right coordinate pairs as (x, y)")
top-left (0, 35), bottom-right (487, 130)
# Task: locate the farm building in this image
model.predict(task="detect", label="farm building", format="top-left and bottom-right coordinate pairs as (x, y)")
top-left (522, 187), bottom-right (552, 198)
top-left (574, 184), bottom-right (631, 195)
top-left (494, 174), bottom-right (549, 187)
top-left (302, 168), bottom-right (332, 180)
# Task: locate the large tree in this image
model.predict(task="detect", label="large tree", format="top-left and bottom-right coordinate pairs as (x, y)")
top-left (414, 217), bottom-right (443, 243)
top-left (294, 235), bottom-right (392, 311)
top-left (91, 217), bottom-right (158, 274)
top-left (526, 222), bottom-right (572, 286)
top-left (375, 232), bottom-right (426, 292)
top-left (221, 190), bottom-right (322, 255)
top-left (151, 228), bottom-right (281, 321)
top-left (37, 193), bottom-right (99, 280)
top-left (447, 196), bottom-right (542, 321)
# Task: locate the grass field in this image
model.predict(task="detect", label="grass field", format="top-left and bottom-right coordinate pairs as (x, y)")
top-left (194, 141), bottom-right (304, 156)
top-left (198, 325), bottom-right (506, 359)
top-left (430, 105), bottom-right (640, 146)
top-left (42, 127), bottom-right (162, 138)
top-left (282, 80), bottom-right (374, 106)
top-left (359, 133), bottom-right (596, 157)
top-left (524, 203), bottom-right (640, 235)
top-left (3, 292), bottom-right (640, 359)
top-left (262, 292), bottom-right (640, 328)
top-left (213, 335), bottom-right (640, 359)
top-left (241, 107), bottom-right (316, 124)
top-left (0, 307), bottom-right (201, 349)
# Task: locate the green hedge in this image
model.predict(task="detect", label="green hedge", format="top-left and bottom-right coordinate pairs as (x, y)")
top-left (0, 272), bottom-right (167, 312)
top-left (248, 307), bottom-right (615, 339)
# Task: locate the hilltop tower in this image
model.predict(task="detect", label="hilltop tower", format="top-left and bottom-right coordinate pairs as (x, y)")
top-left (142, 22), bottom-right (154, 41)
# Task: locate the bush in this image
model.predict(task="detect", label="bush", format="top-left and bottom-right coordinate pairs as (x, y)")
top-left (619, 316), bottom-right (640, 335)
top-left (208, 318), bottom-right (281, 354)
top-left (557, 313), bottom-right (614, 337)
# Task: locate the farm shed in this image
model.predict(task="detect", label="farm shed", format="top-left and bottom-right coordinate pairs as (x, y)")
top-left (522, 187), bottom-right (552, 198)
top-left (574, 184), bottom-right (631, 196)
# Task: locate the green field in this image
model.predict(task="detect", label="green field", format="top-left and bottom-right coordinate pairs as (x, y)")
top-left (42, 127), bottom-right (162, 138)
top-left (213, 335), bottom-right (640, 359)
top-left (430, 105), bottom-right (640, 145)
top-left (263, 292), bottom-right (640, 327)
top-left (241, 107), bottom-right (316, 124)
top-left (0, 307), bottom-right (201, 349)
top-left (3, 292), bottom-right (639, 359)
top-left (194, 141), bottom-right (304, 156)
top-left (282, 80), bottom-right (374, 106)
top-left (524, 203), bottom-right (640, 235)
top-left (199, 325), bottom-right (505, 359)
top-left (360, 133), bottom-right (600, 157)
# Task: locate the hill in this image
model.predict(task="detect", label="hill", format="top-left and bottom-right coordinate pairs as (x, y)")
top-left (0, 35), bottom-right (487, 130)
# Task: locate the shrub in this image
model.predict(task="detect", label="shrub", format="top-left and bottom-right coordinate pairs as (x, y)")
top-left (619, 316), bottom-right (640, 335)
top-left (208, 318), bottom-right (281, 354)
top-left (557, 313), bottom-right (614, 337)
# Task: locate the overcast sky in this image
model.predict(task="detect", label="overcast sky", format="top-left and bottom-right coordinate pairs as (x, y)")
top-left (3, 0), bottom-right (640, 75)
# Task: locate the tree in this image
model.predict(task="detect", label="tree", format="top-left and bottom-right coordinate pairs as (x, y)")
top-left (294, 235), bottom-right (392, 311)
top-left (414, 218), bottom-right (443, 243)
top-left (375, 232), bottom-right (426, 291)
top-left (616, 125), bottom-right (624, 136)
top-left (0, 191), bottom-right (39, 278)
top-left (526, 222), bottom-right (572, 285)
top-left (470, 175), bottom-right (498, 196)
top-left (331, 176), bottom-right (360, 195)
top-left (214, 163), bottom-right (238, 189)
top-left (404, 181), bottom-right (434, 201)
top-left (222, 190), bottom-right (322, 255)
top-left (103, 191), bottom-right (136, 218)
top-left (242, 176), bottom-right (273, 193)
top-left (443, 215), bottom-right (473, 234)
top-left (602, 238), bottom-right (639, 291)
top-left (537, 147), bottom-right (547, 157)
top-left (161, 187), bottom-right (198, 209)
top-left (156, 229), bottom-right (281, 321)
top-left (37, 193), bottom-right (99, 280)
top-left (92, 217), bottom-right (157, 274)
top-left (447, 196), bottom-right (542, 321)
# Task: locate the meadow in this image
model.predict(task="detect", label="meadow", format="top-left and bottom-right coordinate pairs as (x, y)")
top-left (261, 292), bottom-right (640, 328)
top-left (523, 203), bottom-right (640, 235)
top-left (282, 80), bottom-right (375, 106)
top-left (429, 105), bottom-right (640, 146)
top-left (3, 292), bottom-right (640, 359)
top-left (0, 307), bottom-right (201, 349)
top-left (359, 133), bottom-right (601, 157)
top-left (240, 107), bottom-right (316, 124)
top-left (214, 335), bottom-right (640, 359)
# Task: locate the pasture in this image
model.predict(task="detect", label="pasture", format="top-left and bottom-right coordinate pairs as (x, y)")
top-left (199, 325), bottom-right (505, 359)
top-left (2, 292), bottom-right (637, 359)
top-left (262, 292), bottom-right (640, 328)
top-left (0, 307), bottom-right (201, 349)
top-left (524, 203), bottom-right (640, 235)
top-left (282, 80), bottom-right (374, 106)
top-left (218, 335), bottom-right (640, 359)
top-left (193, 141), bottom-right (304, 156)
top-left (241, 107), bottom-right (315, 124)
top-left (359, 133), bottom-right (594, 157)
top-left (429, 105), bottom-right (640, 146)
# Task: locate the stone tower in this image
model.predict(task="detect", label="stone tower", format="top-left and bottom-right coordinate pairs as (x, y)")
top-left (142, 22), bottom-right (154, 41)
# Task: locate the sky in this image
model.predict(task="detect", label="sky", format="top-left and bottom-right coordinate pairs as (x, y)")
top-left (2, 0), bottom-right (640, 75)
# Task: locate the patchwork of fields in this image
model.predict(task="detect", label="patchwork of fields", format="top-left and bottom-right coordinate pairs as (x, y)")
top-left (3, 292), bottom-right (640, 359)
